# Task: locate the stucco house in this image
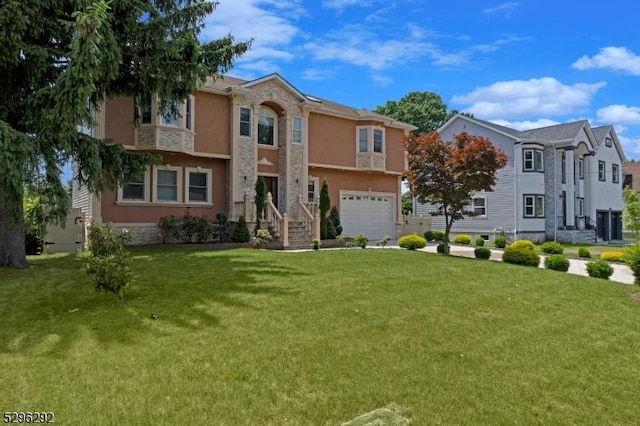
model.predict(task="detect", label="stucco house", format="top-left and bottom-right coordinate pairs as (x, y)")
top-left (72, 73), bottom-right (415, 246)
top-left (415, 115), bottom-right (626, 243)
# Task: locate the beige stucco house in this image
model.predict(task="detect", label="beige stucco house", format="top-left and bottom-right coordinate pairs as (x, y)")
top-left (73, 73), bottom-right (415, 246)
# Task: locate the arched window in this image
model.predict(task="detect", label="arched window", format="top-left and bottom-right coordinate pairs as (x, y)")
top-left (258, 107), bottom-right (277, 146)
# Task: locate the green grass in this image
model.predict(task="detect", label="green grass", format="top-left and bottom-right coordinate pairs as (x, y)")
top-left (2, 247), bottom-right (640, 424)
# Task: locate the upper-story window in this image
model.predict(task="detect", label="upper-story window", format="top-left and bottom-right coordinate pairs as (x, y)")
top-left (472, 196), bottom-right (487, 217)
top-left (292, 116), bottom-right (302, 145)
top-left (605, 137), bottom-right (612, 147)
top-left (599, 161), bottom-right (606, 181)
top-left (578, 158), bottom-right (584, 179)
top-left (160, 101), bottom-right (180, 127)
top-left (358, 128), bottom-right (368, 153)
top-left (258, 108), bottom-right (277, 146)
top-left (141, 97), bottom-right (152, 124)
top-left (561, 153), bottom-right (566, 183)
top-left (523, 148), bottom-right (543, 172)
top-left (240, 107), bottom-right (252, 137)
top-left (612, 163), bottom-right (620, 183)
top-left (185, 98), bottom-right (193, 131)
top-left (357, 126), bottom-right (385, 154)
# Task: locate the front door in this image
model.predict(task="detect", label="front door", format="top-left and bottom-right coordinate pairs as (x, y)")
top-left (611, 212), bottom-right (622, 240)
top-left (262, 176), bottom-right (278, 209)
top-left (597, 210), bottom-right (609, 241)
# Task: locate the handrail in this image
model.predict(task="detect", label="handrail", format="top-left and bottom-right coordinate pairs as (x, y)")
top-left (264, 192), bottom-right (284, 238)
top-left (298, 195), bottom-right (315, 238)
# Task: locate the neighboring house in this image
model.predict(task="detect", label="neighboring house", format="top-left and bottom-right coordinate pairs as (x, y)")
top-left (623, 161), bottom-right (640, 191)
top-left (73, 73), bottom-right (415, 246)
top-left (415, 115), bottom-right (626, 243)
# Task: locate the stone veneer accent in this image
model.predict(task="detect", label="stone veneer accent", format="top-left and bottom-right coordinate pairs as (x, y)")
top-left (112, 224), bottom-right (162, 245)
top-left (543, 146), bottom-right (557, 239)
top-left (136, 127), bottom-right (194, 154)
top-left (137, 128), bottom-right (155, 148)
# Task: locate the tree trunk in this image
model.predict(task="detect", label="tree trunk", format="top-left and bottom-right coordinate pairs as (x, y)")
top-left (0, 183), bottom-right (28, 269)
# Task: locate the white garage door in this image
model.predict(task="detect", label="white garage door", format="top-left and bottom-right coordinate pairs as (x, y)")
top-left (340, 192), bottom-right (395, 240)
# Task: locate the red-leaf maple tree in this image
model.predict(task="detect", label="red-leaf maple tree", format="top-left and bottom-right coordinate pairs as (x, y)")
top-left (405, 131), bottom-right (508, 253)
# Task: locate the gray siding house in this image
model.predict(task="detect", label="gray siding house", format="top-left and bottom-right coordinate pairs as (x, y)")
top-left (415, 115), bottom-right (626, 243)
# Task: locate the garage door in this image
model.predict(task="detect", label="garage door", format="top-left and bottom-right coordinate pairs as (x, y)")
top-left (340, 192), bottom-right (395, 240)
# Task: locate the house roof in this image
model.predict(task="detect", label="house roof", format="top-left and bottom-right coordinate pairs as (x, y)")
top-left (591, 125), bottom-right (613, 143)
top-left (525, 120), bottom-right (588, 142)
top-left (203, 74), bottom-right (417, 131)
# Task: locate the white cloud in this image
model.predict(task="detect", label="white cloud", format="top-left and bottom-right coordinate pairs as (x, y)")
top-left (451, 77), bottom-right (606, 119)
top-left (596, 104), bottom-right (640, 124)
top-left (483, 2), bottom-right (519, 16)
top-left (301, 68), bottom-right (337, 81)
top-left (371, 74), bottom-right (392, 87)
top-left (572, 46), bottom-right (640, 75)
top-left (202, 0), bottom-right (304, 74)
top-left (322, 0), bottom-right (379, 12)
top-left (491, 118), bottom-right (561, 130)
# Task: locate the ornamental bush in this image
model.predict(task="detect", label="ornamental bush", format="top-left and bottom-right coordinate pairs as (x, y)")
top-left (600, 251), bottom-right (624, 262)
top-left (436, 243), bottom-right (447, 254)
top-left (586, 260), bottom-right (613, 280)
top-left (502, 246), bottom-right (540, 267)
top-left (354, 234), bottom-right (368, 249)
top-left (424, 230), bottom-right (435, 241)
top-left (474, 247), bottom-right (491, 259)
top-left (509, 239), bottom-right (535, 251)
top-left (158, 215), bottom-right (180, 243)
top-left (577, 247), bottom-right (591, 258)
top-left (545, 254), bottom-right (570, 272)
top-left (85, 223), bottom-right (133, 299)
top-left (494, 235), bottom-right (507, 248)
top-left (432, 230), bottom-right (446, 242)
top-left (541, 241), bottom-right (564, 254)
top-left (475, 237), bottom-right (485, 247)
top-left (232, 216), bottom-right (251, 243)
top-left (398, 234), bottom-right (427, 250)
top-left (623, 242), bottom-right (640, 284)
top-left (452, 234), bottom-right (472, 245)
top-left (253, 229), bottom-right (272, 248)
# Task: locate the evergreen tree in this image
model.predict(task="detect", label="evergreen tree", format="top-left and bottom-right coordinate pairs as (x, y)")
top-left (254, 176), bottom-right (266, 235)
top-left (0, 0), bottom-right (250, 268)
top-left (232, 216), bottom-right (250, 243)
top-left (329, 205), bottom-right (342, 236)
top-left (319, 179), bottom-right (330, 239)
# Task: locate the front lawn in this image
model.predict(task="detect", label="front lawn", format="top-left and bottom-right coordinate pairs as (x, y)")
top-left (1, 247), bottom-right (640, 424)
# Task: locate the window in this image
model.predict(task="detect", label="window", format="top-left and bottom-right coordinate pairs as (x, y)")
top-left (472, 196), bottom-right (487, 217)
top-left (140, 96), bottom-right (152, 124)
top-left (258, 110), bottom-right (276, 146)
top-left (119, 168), bottom-right (149, 202)
top-left (358, 128), bottom-right (368, 153)
top-left (577, 197), bottom-right (584, 217)
top-left (292, 116), bottom-right (302, 144)
top-left (307, 177), bottom-right (318, 203)
top-left (561, 153), bottom-right (566, 183)
top-left (578, 158), bottom-right (584, 179)
top-left (160, 101), bottom-right (179, 127)
top-left (598, 161), bottom-right (606, 181)
top-left (185, 98), bottom-right (193, 131)
top-left (605, 137), bottom-right (612, 147)
top-left (240, 107), bottom-right (252, 137)
top-left (373, 129), bottom-right (383, 153)
top-left (524, 194), bottom-right (545, 218)
top-left (523, 148), bottom-right (543, 172)
top-left (154, 166), bottom-right (182, 203)
top-left (612, 163), bottom-right (619, 183)
top-left (185, 167), bottom-right (211, 204)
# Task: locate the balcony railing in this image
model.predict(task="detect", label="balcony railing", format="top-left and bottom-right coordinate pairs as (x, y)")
top-left (356, 153), bottom-right (385, 171)
top-left (135, 126), bottom-right (194, 154)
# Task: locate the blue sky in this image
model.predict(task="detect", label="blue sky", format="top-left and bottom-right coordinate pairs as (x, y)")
top-left (203, 0), bottom-right (640, 158)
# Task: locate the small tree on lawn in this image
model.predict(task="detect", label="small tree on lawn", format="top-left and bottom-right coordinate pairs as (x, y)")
top-left (623, 186), bottom-right (640, 237)
top-left (329, 205), bottom-right (342, 236)
top-left (319, 179), bottom-right (330, 239)
top-left (405, 131), bottom-right (508, 254)
top-left (255, 176), bottom-right (266, 235)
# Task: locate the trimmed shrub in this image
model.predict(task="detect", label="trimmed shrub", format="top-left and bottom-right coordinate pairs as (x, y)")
top-left (216, 212), bottom-right (230, 243)
top-left (424, 230), bottom-right (435, 241)
top-left (329, 206), bottom-right (343, 236)
top-left (232, 216), bottom-right (251, 243)
top-left (545, 254), bottom-right (570, 272)
top-left (623, 243), bottom-right (640, 284)
top-left (85, 223), bottom-right (133, 299)
top-left (502, 246), bottom-right (540, 267)
top-left (600, 251), bottom-right (624, 262)
top-left (158, 215), bottom-right (180, 243)
top-left (586, 260), bottom-right (613, 280)
top-left (494, 235), bottom-right (507, 248)
top-left (398, 234), bottom-right (427, 250)
top-left (354, 234), bottom-right (368, 249)
top-left (326, 218), bottom-right (338, 239)
top-left (475, 237), bottom-right (485, 247)
top-left (509, 239), bottom-right (535, 251)
top-left (452, 234), bottom-right (472, 245)
top-left (436, 243), bottom-right (448, 254)
top-left (474, 247), bottom-right (491, 259)
top-left (253, 229), bottom-right (272, 248)
top-left (541, 241), bottom-right (564, 254)
top-left (432, 230), bottom-right (446, 242)
top-left (311, 239), bottom-right (321, 250)
top-left (577, 247), bottom-right (591, 258)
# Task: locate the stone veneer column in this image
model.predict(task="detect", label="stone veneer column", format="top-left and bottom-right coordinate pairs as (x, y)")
top-left (543, 146), bottom-right (556, 238)
top-left (564, 147), bottom-right (576, 229)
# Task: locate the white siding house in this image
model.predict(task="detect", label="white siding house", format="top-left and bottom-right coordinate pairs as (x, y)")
top-left (415, 115), bottom-right (626, 243)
